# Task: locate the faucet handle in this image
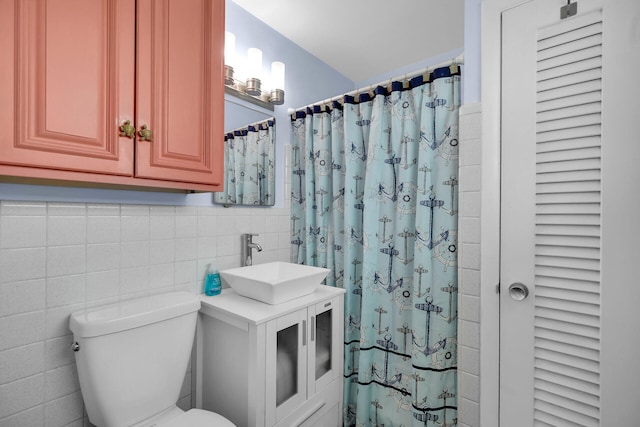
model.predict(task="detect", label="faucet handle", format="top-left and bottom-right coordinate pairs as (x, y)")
top-left (243, 233), bottom-right (259, 244)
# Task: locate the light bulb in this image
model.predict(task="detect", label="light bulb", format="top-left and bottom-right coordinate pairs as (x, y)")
top-left (271, 62), bottom-right (285, 91)
top-left (247, 48), bottom-right (263, 80)
top-left (224, 32), bottom-right (236, 67)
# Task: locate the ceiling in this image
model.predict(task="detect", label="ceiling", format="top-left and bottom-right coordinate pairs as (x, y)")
top-left (231, 0), bottom-right (465, 83)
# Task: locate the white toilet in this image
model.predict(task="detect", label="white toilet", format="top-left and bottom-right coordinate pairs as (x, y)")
top-left (69, 292), bottom-right (235, 427)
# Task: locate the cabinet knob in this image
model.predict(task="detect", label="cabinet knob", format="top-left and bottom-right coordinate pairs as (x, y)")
top-left (138, 124), bottom-right (153, 141)
top-left (119, 120), bottom-right (135, 139)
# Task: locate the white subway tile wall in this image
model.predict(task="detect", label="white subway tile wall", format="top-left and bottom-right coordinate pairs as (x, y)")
top-left (457, 103), bottom-right (482, 427)
top-left (0, 200), bottom-right (291, 426)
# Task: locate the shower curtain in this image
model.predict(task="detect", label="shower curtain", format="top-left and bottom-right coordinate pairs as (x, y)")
top-left (214, 118), bottom-right (275, 205)
top-left (290, 66), bottom-right (461, 426)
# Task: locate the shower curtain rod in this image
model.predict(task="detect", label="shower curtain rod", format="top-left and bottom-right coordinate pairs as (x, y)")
top-left (291, 52), bottom-right (464, 113)
top-left (227, 116), bottom-right (275, 134)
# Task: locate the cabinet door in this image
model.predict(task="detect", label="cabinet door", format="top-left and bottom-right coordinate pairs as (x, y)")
top-left (266, 308), bottom-right (308, 425)
top-left (308, 296), bottom-right (342, 395)
top-left (135, 0), bottom-right (224, 185)
top-left (0, 0), bottom-right (135, 175)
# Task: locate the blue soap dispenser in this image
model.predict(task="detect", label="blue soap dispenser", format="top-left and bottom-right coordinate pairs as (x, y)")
top-left (204, 260), bottom-right (221, 296)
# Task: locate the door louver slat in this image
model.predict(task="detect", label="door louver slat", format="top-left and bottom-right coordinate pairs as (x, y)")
top-left (535, 234), bottom-right (599, 248)
top-left (535, 325), bottom-right (599, 349)
top-left (535, 203), bottom-right (600, 215)
top-left (536, 126), bottom-right (600, 144)
top-left (536, 147), bottom-right (600, 164)
top-left (536, 181), bottom-right (600, 195)
top-left (537, 136), bottom-right (601, 153)
top-left (535, 274), bottom-right (600, 292)
top-left (535, 296), bottom-right (599, 318)
top-left (536, 80), bottom-right (601, 102)
top-left (538, 32), bottom-right (602, 62)
top-left (536, 102), bottom-right (601, 123)
top-left (535, 362), bottom-right (599, 392)
top-left (537, 91), bottom-right (601, 113)
top-left (535, 257), bottom-right (599, 275)
top-left (537, 45), bottom-right (602, 72)
top-left (534, 389), bottom-right (599, 421)
top-left (537, 69), bottom-right (601, 94)
top-left (535, 347), bottom-right (599, 374)
top-left (535, 306), bottom-right (599, 329)
top-left (535, 366), bottom-right (600, 395)
top-left (537, 57), bottom-right (602, 82)
top-left (535, 400), bottom-right (598, 427)
top-left (533, 10), bottom-right (602, 425)
top-left (535, 223), bottom-right (600, 237)
top-left (535, 214), bottom-right (600, 226)
top-left (535, 285), bottom-right (600, 304)
top-left (536, 113), bottom-right (601, 133)
top-left (535, 317), bottom-right (599, 341)
top-left (537, 18), bottom-right (602, 49)
top-left (535, 388), bottom-right (599, 420)
top-left (534, 410), bottom-right (593, 427)
top-left (536, 192), bottom-right (600, 205)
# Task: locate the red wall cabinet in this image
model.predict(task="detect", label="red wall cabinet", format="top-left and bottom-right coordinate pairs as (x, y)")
top-left (0, 0), bottom-right (224, 191)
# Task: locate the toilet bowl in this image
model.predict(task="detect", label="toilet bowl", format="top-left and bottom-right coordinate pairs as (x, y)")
top-left (157, 409), bottom-right (234, 427)
top-left (131, 407), bottom-right (234, 427)
top-left (69, 292), bottom-right (234, 427)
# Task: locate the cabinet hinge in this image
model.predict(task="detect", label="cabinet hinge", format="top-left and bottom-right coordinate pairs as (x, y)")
top-left (496, 283), bottom-right (501, 294)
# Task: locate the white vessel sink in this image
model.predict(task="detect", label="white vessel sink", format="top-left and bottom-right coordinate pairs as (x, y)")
top-left (219, 262), bottom-right (330, 304)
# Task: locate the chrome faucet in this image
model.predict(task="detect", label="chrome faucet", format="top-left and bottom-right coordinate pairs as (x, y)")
top-left (242, 233), bottom-right (263, 266)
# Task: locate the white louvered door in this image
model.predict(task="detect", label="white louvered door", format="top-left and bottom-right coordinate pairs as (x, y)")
top-left (500, 0), bottom-right (640, 425)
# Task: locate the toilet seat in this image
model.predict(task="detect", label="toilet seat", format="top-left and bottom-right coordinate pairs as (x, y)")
top-left (157, 409), bottom-right (235, 427)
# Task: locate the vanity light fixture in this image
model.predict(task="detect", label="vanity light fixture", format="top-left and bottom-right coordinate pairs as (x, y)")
top-left (224, 32), bottom-right (285, 109)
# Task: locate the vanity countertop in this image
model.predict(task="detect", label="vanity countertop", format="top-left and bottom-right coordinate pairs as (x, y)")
top-left (199, 285), bottom-right (345, 325)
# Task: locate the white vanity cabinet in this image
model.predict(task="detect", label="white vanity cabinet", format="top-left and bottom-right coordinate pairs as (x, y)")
top-left (197, 286), bottom-right (346, 427)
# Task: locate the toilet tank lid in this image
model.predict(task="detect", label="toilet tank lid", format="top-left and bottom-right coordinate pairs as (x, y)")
top-left (69, 292), bottom-right (200, 338)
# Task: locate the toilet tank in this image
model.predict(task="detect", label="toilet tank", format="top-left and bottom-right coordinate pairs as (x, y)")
top-left (69, 292), bottom-right (201, 427)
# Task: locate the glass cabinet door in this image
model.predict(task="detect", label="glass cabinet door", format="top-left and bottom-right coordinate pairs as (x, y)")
top-left (276, 323), bottom-right (299, 406)
top-left (314, 308), bottom-right (332, 380)
top-left (266, 308), bottom-right (307, 424)
top-left (308, 297), bottom-right (341, 394)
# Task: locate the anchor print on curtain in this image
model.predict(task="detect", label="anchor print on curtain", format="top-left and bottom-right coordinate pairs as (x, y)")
top-left (214, 118), bottom-right (276, 205)
top-left (290, 66), bottom-right (461, 426)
